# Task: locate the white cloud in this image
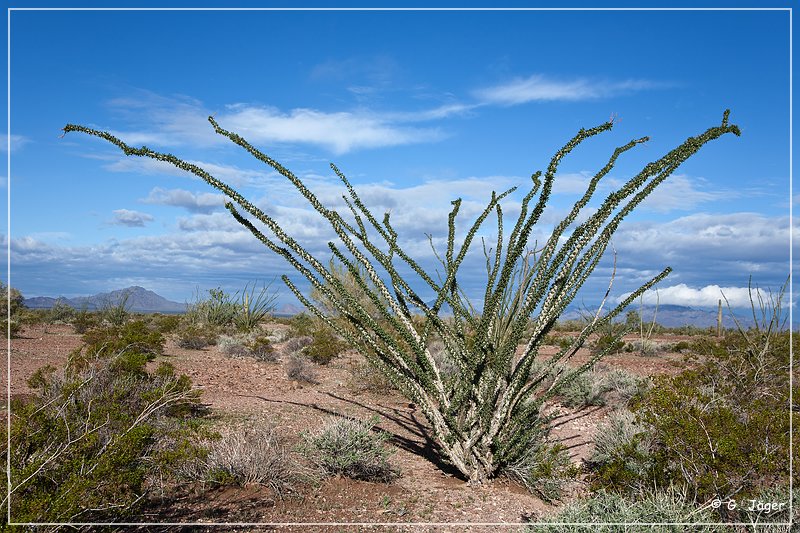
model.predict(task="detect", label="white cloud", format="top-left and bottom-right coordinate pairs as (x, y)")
top-left (216, 105), bottom-right (445, 154)
top-left (141, 187), bottom-right (227, 213)
top-left (98, 92), bottom-right (455, 155)
top-left (639, 174), bottom-right (737, 213)
top-left (615, 213), bottom-right (792, 263)
top-left (619, 283), bottom-right (779, 308)
top-left (474, 74), bottom-right (658, 105)
top-left (0, 134), bottom-right (31, 152)
top-left (112, 209), bottom-right (153, 227)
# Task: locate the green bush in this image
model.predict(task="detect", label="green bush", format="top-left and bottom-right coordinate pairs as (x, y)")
top-left (301, 416), bottom-right (398, 482)
top-left (175, 322), bottom-right (219, 350)
top-left (151, 313), bottom-right (182, 334)
top-left (303, 325), bottom-right (347, 365)
top-left (247, 335), bottom-right (276, 361)
top-left (288, 312), bottom-right (315, 337)
top-left (1, 282), bottom-right (25, 337)
top-left (590, 316), bottom-right (798, 505)
top-left (99, 291), bottom-right (132, 326)
top-left (71, 307), bottom-right (99, 334)
top-left (7, 346), bottom-right (202, 523)
top-left (46, 300), bottom-right (76, 325)
top-left (79, 319), bottom-right (165, 364)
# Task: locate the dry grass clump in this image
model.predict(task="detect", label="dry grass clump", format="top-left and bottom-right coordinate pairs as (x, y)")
top-left (559, 366), bottom-right (647, 409)
top-left (348, 360), bottom-right (397, 394)
top-left (204, 425), bottom-right (310, 496)
top-left (285, 353), bottom-right (318, 384)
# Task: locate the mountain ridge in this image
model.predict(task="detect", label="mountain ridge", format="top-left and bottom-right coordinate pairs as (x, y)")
top-left (23, 286), bottom-right (763, 328)
top-left (24, 286), bottom-right (187, 314)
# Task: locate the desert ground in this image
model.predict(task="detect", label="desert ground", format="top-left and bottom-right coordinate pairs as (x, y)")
top-left (6, 321), bottom-right (699, 532)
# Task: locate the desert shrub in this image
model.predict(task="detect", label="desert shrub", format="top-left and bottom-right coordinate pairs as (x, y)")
top-left (636, 368), bottom-right (797, 504)
top-left (624, 338), bottom-right (663, 356)
top-left (591, 322), bottom-right (627, 355)
top-left (535, 487), bottom-right (726, 532)
top-left (348, 359), bottom-right (398, 394)
top-left (247, 335), bottom-right (276, 361)
top-left (552, 319), bottom-right (585, 332)
top-left (267, 327), bottom-right (290, 343)
top-left (175, 322), bottom-right (218, 349)
top-left (302, 325), bottom-right (347, 364)
top-left (1, 282), bottom-right (25, 337)
top-left (218, 334), bottom-right (252, 357)
top-left (99, 290), bottom-right (132, 326)
top-left (71, 307), bottom-right (99, 334)
top-left (186, 287), bottom-right (238, 327)
top-left (7, 346), bottom-right (202, 524)
top-left (597, 368), bottom-right (649, 407)
top-left (47, 299), bottom-right (76, 324)
top-left (151, 313), bottom-right (182, 334)
top-left (219, 332), bottom-right (276, 362)
top-left (285, 353), bottom-right (318, 383)
top-left (559, 367), bottom-right (646, 409)
top-left (288, 312), bottom-right (315, 337)
top-left (301, 416), bottom-right (398, 482)
top-left (590, 283), bottom-right (798, 506)
top-left (426, 339), bottom-right (459, 383)
top-left (504, 441), bottom-right (579, 502)
top-left (671, 340), bottom-right (691, 353)
top-left (184, 283), bottom-right (277, 333)
top-left (80, 319), bottom-right (165, 362)
top-left (203, 425), bottom-right (307, 495)
top-left (544, 333), bottom-right (576, 350)
top-left (587, 410), bottom-right (658, 495)
top-left (282, 334), bottom-right (314, 355)
top-left (559, 371), bottom-right (605, 408)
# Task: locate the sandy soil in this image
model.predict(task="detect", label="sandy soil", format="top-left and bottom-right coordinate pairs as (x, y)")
top-left (6, 323), bottom-right (691, 532)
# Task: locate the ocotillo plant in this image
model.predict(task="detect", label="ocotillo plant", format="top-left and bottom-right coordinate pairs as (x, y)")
top-left (64, 111), bottom-right (740, 484)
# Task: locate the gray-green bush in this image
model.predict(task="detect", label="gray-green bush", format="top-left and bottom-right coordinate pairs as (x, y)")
top-left (301, 416), bottom-right (398, 482)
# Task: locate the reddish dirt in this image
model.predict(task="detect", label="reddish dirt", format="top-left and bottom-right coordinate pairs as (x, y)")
top-left (6, 323), bottom-right (693, 532)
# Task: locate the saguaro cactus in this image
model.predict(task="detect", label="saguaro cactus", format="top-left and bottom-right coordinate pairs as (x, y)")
top-left (64, 111), bottom-right (739, 484)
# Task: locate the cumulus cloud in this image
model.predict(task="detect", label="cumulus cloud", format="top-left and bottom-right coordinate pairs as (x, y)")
top-left (101, 91), bottom-right (450, 155)
top-left (615, 213), bottom-right (791, 264)
top-left (474, 74), bottom-right (658, 105)
top-left (618, 283), bottom-right (780, 308)
top-left (141, 187), bottom-right (227, 213)
top-left (216, 105), bottom-right (444, 154)
top-left (639, 174), bottom-right (737, 213)
top-left (112, 209), bottom-right (153, 227)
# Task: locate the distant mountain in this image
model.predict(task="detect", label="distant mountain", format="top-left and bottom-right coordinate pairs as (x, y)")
top-left (561, 303), bottom-right (756, 330)
top-left (24, 286), bottom-right (187, 314)
top-left (276, 303), bottom-right (306, 317)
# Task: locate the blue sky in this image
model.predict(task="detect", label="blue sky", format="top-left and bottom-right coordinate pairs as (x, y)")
top-left (4, 4), bottom-right (796, 314)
